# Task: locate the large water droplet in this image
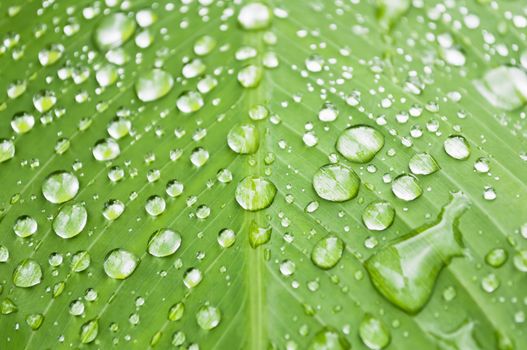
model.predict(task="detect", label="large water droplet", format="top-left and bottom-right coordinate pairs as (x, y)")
top-left (311, 234), bottom-right (344, 269)
top-left (33, 90), bottom-right (57, 113)
top-left (485, 248), bottom-right (508, 268)
top-left (0, 139), bottom-right (15, 163)
top-left (96, 64), bottom-right (118, 87)
top-left (176, 91), bottom-right (204, 113)
top-left (26, 313), bottom-right (44, 330)
top-left (53, 203), bottom-right (88, 239)
top-left (365, 192), bottom-right (470, 313)
top-left (235, 176), bottom-right (277, 211)
top-left (13, 259), bottom-right (42, 288)
top-left (145, 195), bottom-right (166, 216)
top-left (218, 228), bottom-right (236, 248)
top-left (42, 171), bottom-right (79, 204)
top-left (103, 249), bottom-right (139, 280)
top-left (38, 43), bottom-right (64, 66)
top-left (359, 314), bottom-right (391, 350)
top-left (391, 174), bottom-right (422, 201)
top-left (93, 138), bottom-right (120, 161)
top-left (238, 3), bottom-right (272, 30)
top-left (103, 199), bottom-right (125, 220)
top-left (71, 251), bottom-right (91, 272)
top-left (409, 153), bottom-right (440, 175)
top-left (94, 13), bottom-right (136, 51)
top-left (147, 229), bottom-right (182, 257)
top-left (336, 125), bottom-right (384, 163)
top-left (227, 123), bottom-right (259, 154)
top-left (249, 221), bottom-right (272, 248)
top-left (135, 69), bottom-right (174, 102)
top-left (444, 135), bottom-right (470, 160)
top-left (376, 0), bottom-right (410, 31)
top-left (362, 201), bottom-right (395, 231)
top-left (196, 305), bottom-right (221, 330)
top-left (80, 319), bottom-right (98, 344)
top-left (11, 112), bottom-right (35, 134)
top-left (313, 163), bottom-right (360, 202)
top-left (183, 268), bottom-right (202, 288)
top-left (474, 66), bottom-right (527, 111)
top-left (237, 65), bottom-right (263, 88)
top-left (13, 215), bottom-right (38, 238)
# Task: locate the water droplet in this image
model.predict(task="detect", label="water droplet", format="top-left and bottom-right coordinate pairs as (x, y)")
top-left (474, 66), bottom-right (527, 111)
top-left (183, 268), bottom-right (202, 288)
top-left (238, 3), bottom-right (272, 30)
top-left (38, 43), bottom-right (64, 66)
top-left (26, 313), bottom-right (44, 330)
top-left (409, 153), bottom-right (440, 175)
top-left (336, 125), bottom-right (384, 163)
top-left (227, 123), bottom-right (259, 154)
top-left (11, 112), bottom-right (35, 134)
top-left (136, 9), bottom-right (157, 28)
top-left (190, 147), bottom-right (209, 167)
top-left (376, 0), bottom-right (410, 31)
top-left (391, 174), bottom-right (422, 201)
top-left (71, 251), bottom-right (91, 272)
top-left (7, 80), bottom-right (27, 99)
top-left (0, 139), bottom-right (15, 163)
top-left (148, 229), bottom-right (182, 257)
top-left (103, 249), bottom-right (139, 280)
top-left (318, 102), bottom-right (339, 122)
top-left (33, 90), bottom-right (57, 113)
top-left (513, 251), bottom-right (527, 272)
top-left (13, 215), bottom-right (38, 238)
top-left (235, 176), bottom-right (277, 211)
top-left (249, 104), bottom-right (269, 120)
top-left (53, 203), bottom-right (87, 239)
top-left (365, 192), bottom-right (470, 313)
top-left (311, 234), bottom-right (344, 269)
top-left (307, 328), bottom-right (350, 350)
top-left (362, 201), bottom-right (395, 231)
top-left (483, 248), bottom-right (507, 270)
top-left (217, 169), bottom-right (233, 183)
top-left (237, 65), bottom-right (263, 88)
top-left (481, 273), bottom-right (500, 293)
top-left (176, 91), bottom-right (204, 113)
top-left (249, 221), bottom-right (272, 248)
top-left (103, 199), bottom-right (125, 220)
top-left (166, 180), bottom-right (184, 197)
top-left (42, 171), bottom-right (79, 204)
top-left (444, 135), bottom-right (470, 160)
top-left (135, 69), bottom-right (173, 102)
top-left (96, 64), bottom-right (118, 87)
top-left (218, 229), bottom-right (236, 248)
top-left (196, 305), bottom-right (221, 330)
top-left (93, 138), bottom-right (120, 161)
top-left (168, 302), bottom-right (185, 321)
top-left (94, 13), bottom-right (136, 51)
top-left (182, 59), bottom-right (206, 79)
top-left (279, 260), bottom-right (296, 276)
top-left (305, 55), bottom-right (324, 73)
top-left (474, 157), bottom-right (490, 173)
top-left (1, 298), bottom-right (17, 315)
top-left (0, 245), bottom-right (9, 262)
top-left (13, 259), bottom-right (42, 288)
top-left (80, 319), bottom-right (98, 344)
top-left (359, 314), bottom-right (391, 350)
top-left (145, 195), bottom-right (166, 216)
top-left (194, 35), bottom-right (216, 56)
top-left (313, 163), bottom-right (360, 202)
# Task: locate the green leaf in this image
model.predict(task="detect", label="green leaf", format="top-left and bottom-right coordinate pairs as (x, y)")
top-left (1, 0), bottom-right (527, 349)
